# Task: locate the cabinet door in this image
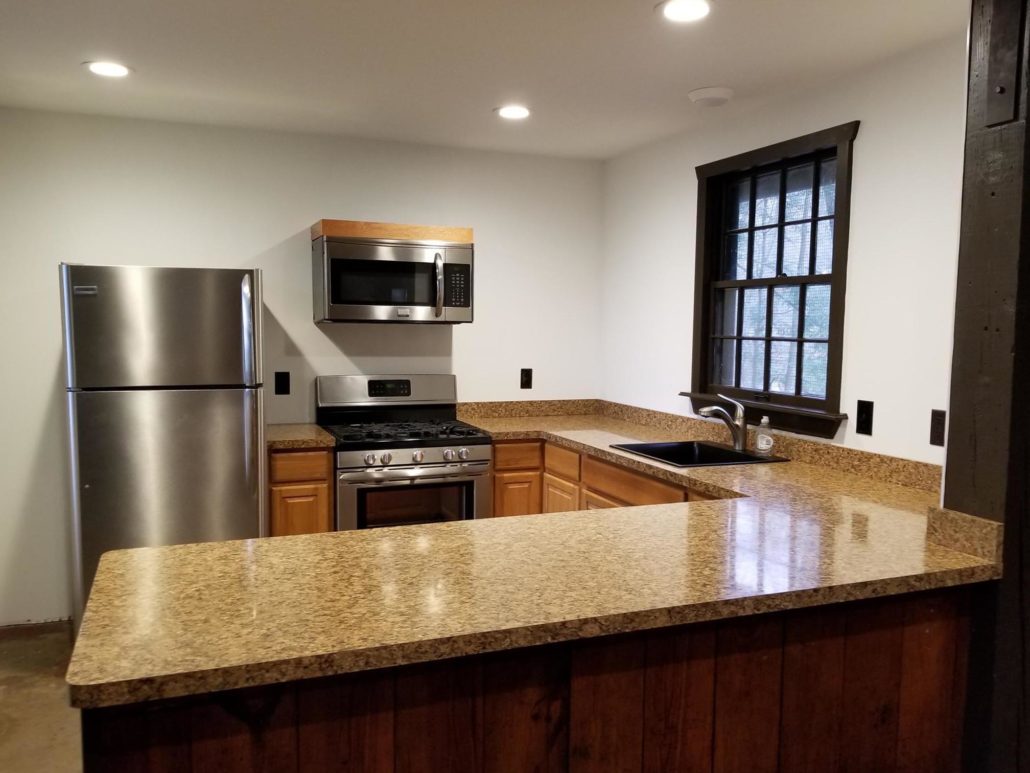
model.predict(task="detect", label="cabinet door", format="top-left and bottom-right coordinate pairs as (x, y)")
top-left (271, 482), bottom-right (332, 536)
top-left (493, 471), bottom-right (542, 517)
top-left (580, 488), bottom-right (627, 510)
top-left (542, 472), bottom-right (579, 514)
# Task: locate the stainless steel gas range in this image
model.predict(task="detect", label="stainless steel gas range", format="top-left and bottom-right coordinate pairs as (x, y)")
top-left (315, 375), bottom-right (492, 530)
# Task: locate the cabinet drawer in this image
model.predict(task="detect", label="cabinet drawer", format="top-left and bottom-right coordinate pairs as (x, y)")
top-left (581, 456), bottom-right (685, 506)
top-left (494, 441), bottom-right (543, 471)
top-left (270, 450), bottom-right (332, 484)
top-left (688, 489), bottom-right (718, 502)
top-left (544, 443), bottom-right (580, 481)
top-left (580, 488), bottom-right (627, 510)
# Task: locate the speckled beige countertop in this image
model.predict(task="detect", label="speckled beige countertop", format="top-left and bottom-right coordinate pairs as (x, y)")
top-left (266, 423), bottom-right (335, 450)
top-left (67, 415), bottom-right (1001, 709)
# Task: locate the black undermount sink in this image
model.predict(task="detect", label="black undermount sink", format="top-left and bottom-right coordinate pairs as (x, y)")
top-left (609, 441), bottom-right (787, 468)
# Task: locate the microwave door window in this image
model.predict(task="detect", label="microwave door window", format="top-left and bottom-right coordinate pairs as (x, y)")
top-left (330, 260), bottom-right (435, 306)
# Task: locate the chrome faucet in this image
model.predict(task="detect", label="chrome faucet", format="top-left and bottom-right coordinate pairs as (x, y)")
top-left (697, 394), bottom-right (748, 451)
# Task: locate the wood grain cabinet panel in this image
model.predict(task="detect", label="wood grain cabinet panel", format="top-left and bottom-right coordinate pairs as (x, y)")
top-left (494, 441), bottom-right (544, 471)
top-left (493, 471), bottom-right (542, 517)
top-left (580, 488), bottom-right (627, 510)
top-left (545, 443), bottom-right (581, 481)
top-left (269, 450), bottom-right (332, 485)
top-left (270, 482), bottom-right (332, 536)
top-left (581, 456), bottom-right (686, 506)
top-left (542, 473), bottom-right (580, 514)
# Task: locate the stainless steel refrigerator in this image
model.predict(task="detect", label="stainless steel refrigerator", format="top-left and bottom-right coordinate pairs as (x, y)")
top-left (60, 264), bottom-right (265, 628)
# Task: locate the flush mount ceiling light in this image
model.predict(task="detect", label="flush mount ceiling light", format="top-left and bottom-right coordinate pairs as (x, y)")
top-left (688, 86), bottom-right (734, 107)
top-left (83, 61), bottom-right (130, 78)
top-left (657, 0), bottom-right (711, 23)
top-left (495, 104), bottom-right (531, 120)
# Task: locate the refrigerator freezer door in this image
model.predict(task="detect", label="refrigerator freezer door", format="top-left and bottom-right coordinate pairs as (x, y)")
top-left (60, 264), bottom-right (262, 389)
top-left (69, 387), bottom-right (265, 623)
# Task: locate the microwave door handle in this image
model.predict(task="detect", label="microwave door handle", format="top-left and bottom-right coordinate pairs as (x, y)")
top-left (434, 252), bottom-right (444, 317)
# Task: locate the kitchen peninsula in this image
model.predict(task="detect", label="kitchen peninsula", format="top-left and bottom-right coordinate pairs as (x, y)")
top-left (68, 413), bottom-right (999, 772)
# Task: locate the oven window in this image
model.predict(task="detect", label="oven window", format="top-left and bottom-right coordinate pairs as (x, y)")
top-left (330, 259), bottom-right (435, 306)
top-left (359, 482), bottom-right (470, 528)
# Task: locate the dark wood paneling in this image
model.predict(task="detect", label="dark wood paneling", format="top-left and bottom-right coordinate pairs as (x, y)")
top-left (642, 625), bottom-right (715, 773)
top-left (190, 686), bottom-right (297, 773)
top-left (297, 670), bottom-right (394, 772)
top-left (394, 659), bottom-right (482, 773)
top-left (570, 635), bottom-right (645, 772)
top-left (839, 599), bottom-right (904, 773)
top-left (482, 647), bottom-right (570, 773)
top-left (713, 616), bottom-right (783, 773)
top-left (896, 594), bottom-right (964, 773)
top-left (779, 606), bottom-right (846, 773)
top-left (80, 590), bottom-right (971, 773)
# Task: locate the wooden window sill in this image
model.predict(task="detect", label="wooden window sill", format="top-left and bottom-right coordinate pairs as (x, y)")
top-left (680, 392), bottom-right (847, 439)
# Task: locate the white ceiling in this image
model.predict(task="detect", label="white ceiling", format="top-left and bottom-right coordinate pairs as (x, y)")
top-left (0, 0), bottom-right (967, 159)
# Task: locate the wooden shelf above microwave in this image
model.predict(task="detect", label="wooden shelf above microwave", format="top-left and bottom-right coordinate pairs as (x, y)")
top-left (310, 219), bottom-right (474, 244)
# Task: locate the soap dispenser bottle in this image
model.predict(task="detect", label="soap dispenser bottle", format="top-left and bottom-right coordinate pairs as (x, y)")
top-left (755, 416), bottom-right (774, 456)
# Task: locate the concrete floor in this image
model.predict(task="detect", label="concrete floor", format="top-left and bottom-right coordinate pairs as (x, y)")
top-left (0, 622), bottom-right (81, 772)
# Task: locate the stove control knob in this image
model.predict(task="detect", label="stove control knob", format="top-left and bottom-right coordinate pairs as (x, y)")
top-left (380, 452), bottom-right (393, 465)
top-left (412, 450), bottom-right (425, 463)
top-left (458, 447), bottom-right (470, 460)
top-left (443, 449), bottom-right (456, 462)
top-left (363, 453), bottom-right (377, 466)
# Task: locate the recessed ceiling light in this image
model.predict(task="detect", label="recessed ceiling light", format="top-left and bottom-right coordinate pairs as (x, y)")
top-left (496, 104), bottom-right (531, 120)
top-left (84, 61), bottom-right (130, 78)
top-left (657, 0), bottom-right (711, 23)
top-left (688, 86), bottom-right (734, 107)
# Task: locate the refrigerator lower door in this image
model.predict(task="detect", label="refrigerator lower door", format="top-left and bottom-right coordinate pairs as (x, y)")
top-left (69, 387), bottom-right (265, 627)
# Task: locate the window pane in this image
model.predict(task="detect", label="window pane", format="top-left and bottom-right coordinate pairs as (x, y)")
top-left (805, 285), bottom-right (831, 339)
top-left (781, 223), bottom-right (811, 276)
top-left (769, 341), bottom-right (797, 394)
top-left (815, 219), bottom-right (834, 274)
top-left (754, 172), bottom-right (781, 226)
top-left (818, 158), bottom-right (836, 216)
top-left (711, 339), bottom-right (737, 386)
top-left (742, 287), bottom-right (767, 336)
top-left (725, 178), bottom-right (750, 230)
top-left (714, 288), bottom-right (739, 336)
top-left (784, 164), bottom-right (814, 221)
top-left (740, 340), bottom-right (766, 390)
top-left (771, 286), bottom-right (800, 338)
top-left (752, 227), bottom-right (778, 278)
top-left (801, 342), bottom-right (828, 398)
top-left (722, 232), bottom-right (748, 280)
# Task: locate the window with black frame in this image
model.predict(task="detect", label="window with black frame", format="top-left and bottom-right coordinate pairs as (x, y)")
top-left (689, 122), bottom-right (859, 438)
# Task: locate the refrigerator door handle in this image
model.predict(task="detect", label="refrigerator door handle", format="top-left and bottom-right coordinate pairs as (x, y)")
top-left (241, 273), bottom-right (258, 385)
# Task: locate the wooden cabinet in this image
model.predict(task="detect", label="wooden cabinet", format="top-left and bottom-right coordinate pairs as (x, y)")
top-left (269, 449), bottom-right (334, 536)
top-left (580, 487), bottom-right (626, 510)
top-left (492, 440), bottom-right (714, 517)
top-left (543, 472), bottom-right (579, 513)
top-left (494, 470), bottom-right (542, 517)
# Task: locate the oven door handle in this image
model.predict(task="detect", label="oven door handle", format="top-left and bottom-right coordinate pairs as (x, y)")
top-left (338, 466), bottom-right (490, 486)
top-left (434, 252), bottom-right (444, 317)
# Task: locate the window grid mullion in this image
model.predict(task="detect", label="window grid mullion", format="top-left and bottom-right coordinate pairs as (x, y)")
top-left (809, 159), bottom-right (822, 276)
top-left (763, 285), bottom-right (774, 392)
top-left (795, 284), bottom-right (808, 397)
top-left (775, 167), bottom-right (787, 278)
top-left (746, 176), bottom-right (757, 280)
top-left (734, 283), bottom-right (745, 387)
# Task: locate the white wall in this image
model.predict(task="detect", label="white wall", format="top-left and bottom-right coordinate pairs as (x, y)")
top-left (0, 108), bottom-right (603, 624)
top-left (601, 36), bottom-right (966, 465)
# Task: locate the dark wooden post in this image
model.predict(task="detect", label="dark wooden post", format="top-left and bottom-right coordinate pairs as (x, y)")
top-left (944, 0), bottom-right (1030, 770)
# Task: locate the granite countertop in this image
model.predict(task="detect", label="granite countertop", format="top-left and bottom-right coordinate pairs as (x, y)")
top-left (67, 415), bottom-right (1001, 709)
top-left (266, 423), bottom-right (335, 450)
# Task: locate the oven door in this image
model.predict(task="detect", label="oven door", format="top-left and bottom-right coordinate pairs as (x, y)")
top-left (337, 465), bottom-right (491, 530)
top-left (320, 241), bottom-right (473, 323)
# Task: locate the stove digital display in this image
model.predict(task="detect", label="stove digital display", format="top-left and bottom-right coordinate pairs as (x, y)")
top-left (368, 379), bottom-right (412, 398)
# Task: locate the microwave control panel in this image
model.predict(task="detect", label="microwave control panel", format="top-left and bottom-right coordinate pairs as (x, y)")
top-left (444, 264), bottom-right (472, 308)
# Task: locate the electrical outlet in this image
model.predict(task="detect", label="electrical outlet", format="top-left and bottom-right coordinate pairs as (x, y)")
top-left (930, 409), bottom-right (947, 446)
top-left (520, 368), bottom-right (533, 389)
top-left (274, 371), bottom-right (291, 395)
top-left (856, 400), bottom-right (874, 435)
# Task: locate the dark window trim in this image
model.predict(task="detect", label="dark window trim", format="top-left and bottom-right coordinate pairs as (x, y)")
top-left (690, 121), bottom-right (860, 438)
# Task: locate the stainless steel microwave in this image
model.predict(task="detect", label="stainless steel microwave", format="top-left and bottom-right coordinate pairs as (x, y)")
top-left (312, 236), bottom-right (474, 323)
